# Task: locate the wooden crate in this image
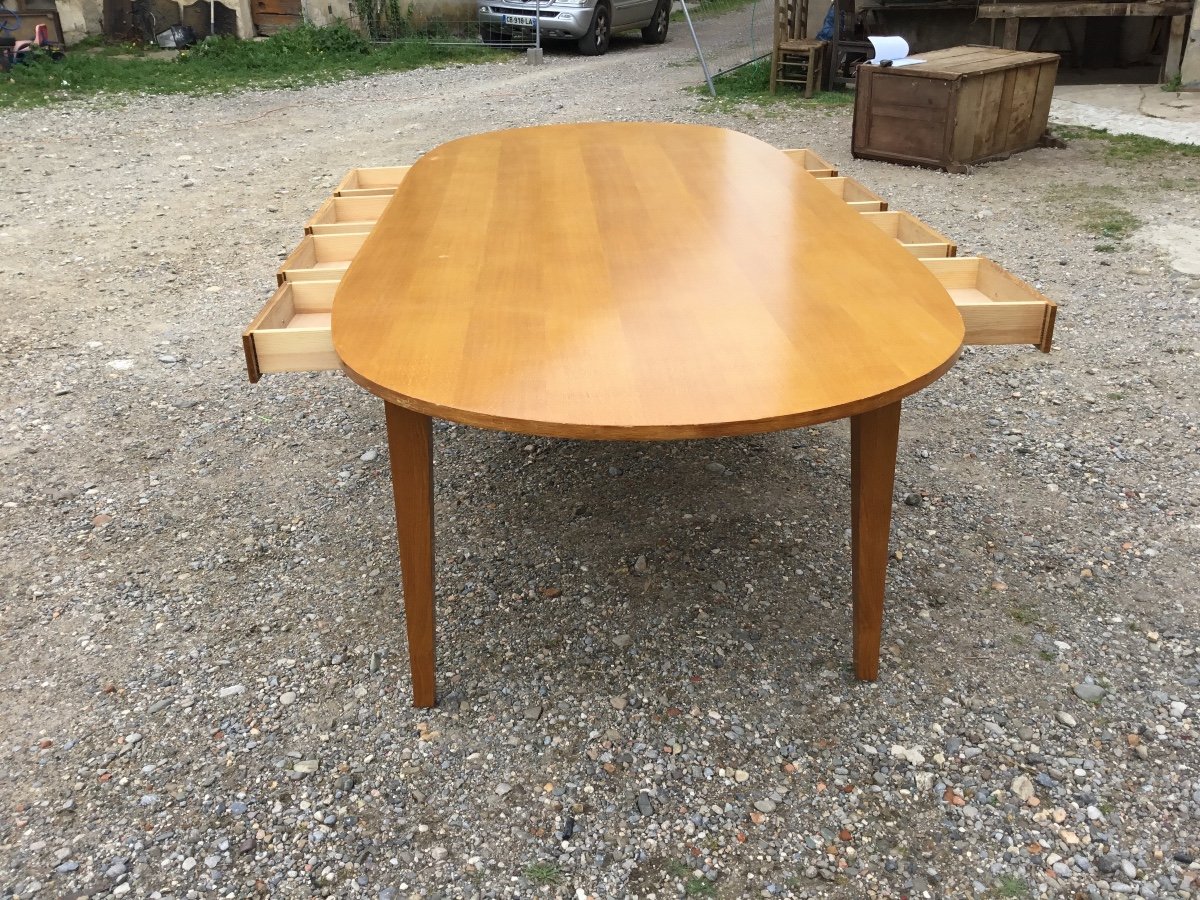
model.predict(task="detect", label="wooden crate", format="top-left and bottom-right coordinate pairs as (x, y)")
top-left (851, 46), bottom-right (1060, 173)
top-left (922, 257), bottom-right (1056, 352)
top-left (818, 176), bottom-right (888, 211)
top-left (781, 148), bottom-right (838, 178)
top-left (859, 211), bottom-right (956, 258)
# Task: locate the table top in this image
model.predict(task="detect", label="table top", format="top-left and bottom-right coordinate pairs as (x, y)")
top-left (332, 122), bottom-right (963, 439)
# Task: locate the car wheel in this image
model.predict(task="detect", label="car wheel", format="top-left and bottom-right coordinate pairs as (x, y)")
top-left (641, 0), bottom-right (669, 44)
top-left (578, 2), bottom-right (611, 55)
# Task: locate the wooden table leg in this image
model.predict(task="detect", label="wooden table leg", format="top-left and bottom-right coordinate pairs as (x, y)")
top-left (850, 400), bottom-right (901, 681)
top-left (385, 401), bottom-right (437, 707)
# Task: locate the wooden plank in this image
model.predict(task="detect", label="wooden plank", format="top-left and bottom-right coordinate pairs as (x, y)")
top-left (978, 1), bottom-right (1190, 15)
top-left (1005, 65), bottom-right (1040, 149)
top-left (1003, 18), bottom-right (1020, 48)
top-left (1025, 60), bottom-right (1059, 145)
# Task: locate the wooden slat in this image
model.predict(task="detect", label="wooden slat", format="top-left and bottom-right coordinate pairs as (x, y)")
top-left (978, 0), bottom-right (1190, 15)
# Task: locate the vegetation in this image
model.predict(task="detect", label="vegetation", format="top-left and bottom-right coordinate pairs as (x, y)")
top-left (1054, 125), bottom-right (1200, 162)
top-left (696, 58), bottom-right (855, 110)
top-left (523, 861), bottom-right (561, 885)
top-left (1043, 182), bottom-right (1142, 249)
top-left (994, 875), bottom-right (1031, 898)
top-left (1, 23), bottom-right (499, 110)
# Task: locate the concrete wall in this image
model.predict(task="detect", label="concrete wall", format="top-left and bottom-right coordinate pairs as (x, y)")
top-left (56, 0), bottom-right (103, 43)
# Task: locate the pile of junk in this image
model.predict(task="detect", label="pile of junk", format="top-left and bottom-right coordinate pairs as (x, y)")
top-left (0, 22), bottom-right (65, 72)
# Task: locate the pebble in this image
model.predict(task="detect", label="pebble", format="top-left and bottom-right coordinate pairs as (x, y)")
top-left (293, 759), bottom-right (319, 773)
top-left (1074, 683), bottom-right (1106, 702)
top-left (218, 684), bottom-right (245, 698)
top-left (360, 450), bottom-right (378, 462)
top-left (279, 691), bottom-right (297, 705)
top-left (754, 798), bottom-right (777, 813)
top-left (1056, 711), bottom-right (1078, 727)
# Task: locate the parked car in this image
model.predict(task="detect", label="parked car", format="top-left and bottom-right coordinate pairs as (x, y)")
top-left (478, 0), bottom-right (670, 55)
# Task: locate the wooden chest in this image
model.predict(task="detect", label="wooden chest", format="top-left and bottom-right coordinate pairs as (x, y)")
top-left (852, 46), bottom-right (1059, 173)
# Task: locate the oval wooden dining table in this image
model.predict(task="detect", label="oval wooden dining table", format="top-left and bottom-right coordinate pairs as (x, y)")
top-left (333, 122), bottom-right (964, 708)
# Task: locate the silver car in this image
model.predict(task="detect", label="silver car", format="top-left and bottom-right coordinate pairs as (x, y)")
top-left (478, 0), bottom-right (670, 55)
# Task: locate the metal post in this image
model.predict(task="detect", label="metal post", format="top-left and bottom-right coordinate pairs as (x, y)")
top-left (679, 0), bottom-right (716, 97)
top-left (527, 0), bottom-right (545, 63)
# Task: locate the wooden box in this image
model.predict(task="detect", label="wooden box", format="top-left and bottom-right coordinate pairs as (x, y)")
top-left (818, 176), bottom-right (888, 211)
top-left (859, 211), bottom-right (956, 257)
top-left (306, 195), bottom-right (391, 235)
top-left (334, 166), bottom-right (412, 197)
top-left (243, 280), bottom-right (341, 382)
top-left (851, 46), bottom-right (1059, 173)
top-left (781, 148), bottom-right (838, 177)
top-left (922, 257), bottom-right (1056, 352)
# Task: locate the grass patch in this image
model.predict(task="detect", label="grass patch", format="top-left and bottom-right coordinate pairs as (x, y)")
top-left (994, 875), bottom-right (1030, 898)
top-left (1079, 201), bottom-right (1141, 241)
top-left (695, 58), bottom-right (854, 110)
top-left (685, 876), bottom-right (717, 896)
top-left (1, 23), bottom-right (501, 110)
top-left (1043, 182), bottom-right (1142, 245)
top-left (524, 861), bottom-right (561, 885)
top-left (1009, 604), bottom-right (1039, 625)
top-left (1054, 125), bottom-right (1200, 162)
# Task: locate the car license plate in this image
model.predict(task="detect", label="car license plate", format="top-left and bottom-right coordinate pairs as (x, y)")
top-left (504, 14), bottom-right (535, 25)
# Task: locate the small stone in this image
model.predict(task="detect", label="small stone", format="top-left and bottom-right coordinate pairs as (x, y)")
top-left (523, 704), bottom-right (542, 722)
top-left (1170, 701), bottom-right (1187, 718)
top-left (430, 846), bottom-right (448, 861)
top-left (904, 493), bottom-right (921, 506)
top-left (124, 732), bottom-right (142, 745)
top-left (1056, 711), bottom-right (1077, 727)
top-left (495, 782), bottom-right (513, 796)
top-left (705, 462), bottom-right (727, 474)
top-left (610, 696), bottom-right (628, 711)
top-left (293, 759), bottom-right (318, 774)
top-left (633, 555), bottom-right (648, 574)
top-left (734, 769), bottom-right (750, 783)
top-left (182, 857), bottom-right (197, 871)
top-left (1074, 683), bottom-right (1106, 702)
top-left (612, 634), bottom-right (633, 649)
top-left (218, 684), bottom-right (245, 698)
top-left (360, 450), bottom-right (378, 462)
top-left (113, 884), bottom-right (130, 896)
top-left (636, 793), bottom-right (655, 816)
top-left (279, 691), bottom-right (297, 706)
top-left (1011, 775), bottom-right (1035, 802)
top-left (754, 798), bottom-right (777, 813)
top-left (1122, 860), bottom-right (1137, 878)
top-left (55, 860), bottom-right (79, 874)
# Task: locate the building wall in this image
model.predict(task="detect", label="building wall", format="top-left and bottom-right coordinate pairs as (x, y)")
top-left (56, 0), bottom-right (103, 42)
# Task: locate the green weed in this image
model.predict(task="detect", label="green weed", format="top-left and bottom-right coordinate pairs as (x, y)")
top-left (524, 861), bottom-right (561, 885)
top-left (995, 875), bottom-right (1030, 898)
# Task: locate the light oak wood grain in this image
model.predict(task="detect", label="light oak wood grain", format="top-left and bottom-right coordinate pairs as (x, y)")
top-left (333, 123), bottom-right (964, 440)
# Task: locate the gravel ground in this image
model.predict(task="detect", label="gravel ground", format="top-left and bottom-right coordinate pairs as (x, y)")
top-left (2, 32), bottom-right (1199, 900)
